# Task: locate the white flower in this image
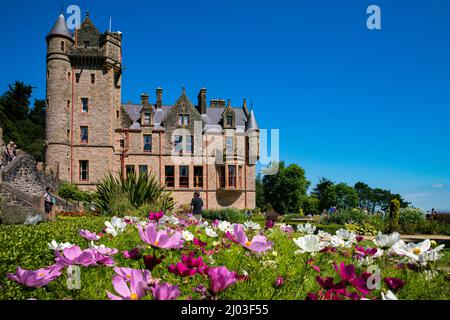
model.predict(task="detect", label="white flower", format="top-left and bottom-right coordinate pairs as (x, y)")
top-left (105, 217), bottom-right (127, 237)
top-left (392, 239), bottom-right (431, 262)
top-left (217, 221), bottom-right (234, 233)
top-left (182, 230), bottom-right (194, 241)
top-left (89, 242), bottom-right (117, 255)
top-left (159, 215), bottom-right (180, 225)
top-left (317, 230), bottom-right (332, 240)
top-left (357, 256), bottom-right (374, 267)
top-left (419, 244), bottom-right (445, 264)
top-left (205, 227), bottom-right (218, 238)
top-left (297, 223), bottom-right (316, 234)
top-left (373, 232), bottom-right (400, 248)
top-left (381, 290), bottom-right (398, 300)
top-left (293, 235), bottom-right (325, 254)
top-left (124, 216), bottom-right (141, 224)
top-left (335, 229), bottom-right (356, 242)
top-left (243, 221), bottom-right (261, 231)
top-left (48, 240), bottom-right (73, 251)
top-left (330, 235), bottom-right (353, 248)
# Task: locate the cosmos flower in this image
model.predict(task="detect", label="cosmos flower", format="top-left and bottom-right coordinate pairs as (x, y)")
top-left (47, 240), bottom-right (73, 251)
top-left (207, 266), bottom-right (237, 294)
top-left (138, 223), bottom-right (183, 249)
top-left (106, 270), bottom-right (148, 300)
top-left (234, 224), bottom-right (272, 253)
top-left (79, 229), bottom-right (100, 241)
top-left (297, 223), bottom-right (316, 234)
top-left (7, 265), bottom-right (63, 287)
top-left (372, 232), bottom-right (400, 248)
top-left (293, 235), bottom-right (325, 254)
top-left (150, 282), bottom-right (180, 300)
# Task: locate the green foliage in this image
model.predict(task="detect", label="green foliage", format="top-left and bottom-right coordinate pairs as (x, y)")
top-left (389, 199), bottom-right (401, 232)
top-left (399, 207), bottom-right (425, 225)
top-left (345, 223), bottom-right (377, 236)
top-left (301, 196), bottom-right (320, 215)
top-left (262, 161), bottom-right (310, 214)
top-left (58, 183), bottom-right (93, 203)
top-left (202, 208), bottom-right (247, 223)
top-left (323, 208), bottom-right (368, 225)
top-left (0, 82), bottom-right (46, 162)
top-left (354, 182), bottom-right (409, 214)
top-left (93, 172), bottom-right (174, 216)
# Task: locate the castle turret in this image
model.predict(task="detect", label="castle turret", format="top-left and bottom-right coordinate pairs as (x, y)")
top-left (246, 109), bottom-right (259, 165)
top-left (45, 14), bottom-right (74, 181)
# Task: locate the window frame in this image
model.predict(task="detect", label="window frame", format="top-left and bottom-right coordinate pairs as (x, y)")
top-left (179, 165), bottom-right (189, 188)
top-left (139, 165), bottom-right (148, 176)
top-left (81, 98), bottom-right (89, 113)
top-left (228, 165), bottom-right (237, 188)
top-left (80, 126), bottom-right (89, 144)
top-left (79, 160), bottom-right (89, 182)
top-left (143, 134), bottom-right (152, 153)
top-left (165, 166), bottom-right (175, 188)
top-left (193, 166), bottom-right (203, 188)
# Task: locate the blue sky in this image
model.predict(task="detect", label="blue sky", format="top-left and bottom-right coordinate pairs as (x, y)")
top-left (0, 0), bottom-right (449, 210)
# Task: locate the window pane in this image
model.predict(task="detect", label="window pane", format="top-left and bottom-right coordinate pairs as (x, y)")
top-left (79, 160), bottom-right (89, 181)
top-left (144, 113), bottom-right (151, 125)
top-left (227, 115), bottom-right (233, 126)
top-left (194, 166), bottom-right (203, 188)
top-left (165, 166), bottom-right (175, 187)
top-left (80, 127), bottom-right (88, 143)
top-left (139, 165), bottom-right (148, 175)
top-left (126, 165), bottom-right (135, 177)
top-left (226, 137), bottom-right (233, 154)
top-left (228, 165), bottom-right (236, 188)
top-left (183, 115), bottom-right (189, 125)
top-left (143, 135), bottom-right (152, 152)
top-left (218, 166), bottom-right (225, 189)
top-left (174, 135), bottom-right (183, 153)
top-left (81, 98), bottom-right (89, 112)
top-left (185, 135), bottom-right (193, 153)
top-left (179, 166), bottom-right (189, 188)
top-left (178, 115), bottom-right (183, 125)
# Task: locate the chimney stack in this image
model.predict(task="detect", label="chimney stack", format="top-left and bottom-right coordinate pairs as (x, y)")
top-left (141, 93), bottom-right (149, 107)
top-left (197, 88), bottom-right (207, 114)
top-left (156, 87), bottom-right (162, 109)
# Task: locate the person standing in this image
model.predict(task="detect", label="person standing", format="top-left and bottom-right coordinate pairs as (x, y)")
top-left (44, 187), bottom-right (55, 220)
top-left (190, 192), bottom-right (204, 217)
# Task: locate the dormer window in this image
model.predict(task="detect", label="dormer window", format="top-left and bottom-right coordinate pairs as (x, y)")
top-left (84, 41), bottom-right (90, 49)
top-left (178, 114), bottom-right (189, 126)
top-left (144, 113), bottom-right (151, 125)
top-left (226, 115), bottom-right (233, 127)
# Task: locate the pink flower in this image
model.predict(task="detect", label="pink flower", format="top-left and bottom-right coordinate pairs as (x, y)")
top-left (355, 246), bottom-right (378, 257)
top-left (233, 224), bottom-right (272, 253)
top-left (79, 229), bottom-right (100, 241)
top-left (7, 265), bottom-right (62, 287)
top-left (225, 231), bottom-right (238, 243)
top-left (106, 269), bottom-right (148, 300)
top-left (55, 245), bottom-right (114, 267)
top-left (168, 253), bottom-right (208, 276)
top-left (356, 235), bottom-right (364, 242)
top-left (333, 262), bottom-right (371, 294)
top-left (148, 211), bottom-right (164, 221)
top-left (150, 282), bottom-right (180, 300)
top-left (207, 266), bottom-right (237, 294)
top-left (384, 277), bottom-right (405, 291)
top-left (280, 225), bottom-right (294, 233)
top-left (212, 219), bottom-right (220, 227)
top-left (138, 223), bottom-right (183, 249)
top-left (122, 248), bottom-right (141, 260)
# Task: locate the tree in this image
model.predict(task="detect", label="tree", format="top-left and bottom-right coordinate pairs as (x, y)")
top-left (334, 183), bottom-right (358, 209)
top-left (262, 161), bottom-right (310, 214)
top-left (311, 178), bottom-right (336, 211)
top-left (0, 81), bottom-right (46, 162)
top-left (255, 174), bottom-right (269, 211)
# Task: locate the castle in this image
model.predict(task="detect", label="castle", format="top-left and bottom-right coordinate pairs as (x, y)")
top-left (45, 13), bottom-right (259, 209)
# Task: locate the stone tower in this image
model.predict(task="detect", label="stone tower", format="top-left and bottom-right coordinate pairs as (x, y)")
top-left (45, 13), bottom-right (123, 188)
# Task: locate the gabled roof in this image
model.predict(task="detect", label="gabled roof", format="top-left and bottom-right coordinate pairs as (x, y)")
top-left (46, 14), bottom-right (73, 42)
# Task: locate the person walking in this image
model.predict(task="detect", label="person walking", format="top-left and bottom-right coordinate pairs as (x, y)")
top-left (190, 192), bottom-right (204, 217)
top-left (5, 141), bottom-right (15, 164)
top-left (44, 187), bottom-right (55, 221)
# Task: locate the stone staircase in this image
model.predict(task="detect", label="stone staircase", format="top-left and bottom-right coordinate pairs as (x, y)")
top-left (0, 152), bottom-right (80, 220)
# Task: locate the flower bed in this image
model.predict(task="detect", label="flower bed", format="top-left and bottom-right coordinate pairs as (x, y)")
top-left (0, 215), bottom-right (448, 300)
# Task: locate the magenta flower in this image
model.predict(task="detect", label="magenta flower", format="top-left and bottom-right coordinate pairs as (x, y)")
top-left (138, 223), bottom-right (183, 249)
top-left (123, 248), bottom-right (141, 260)
top-left (148, 211), bottom-right (164, 221)
top-left (106, 269), bottom-right (148, 300)
top-left (150, 282), bottom-right (180, 300)
top-left (7, 265), bottom-right (62, 287)
top-left (356, 235), bottom-right (364, 242)
top-left (355, 246), bottom-right (378, 257)
top-left (274, 276), bottom-right (284, 288)
top-left (233, 224), bottom-right (272, 253)
top-left (265, 219), bottom-right (275, 229)
top-left (181, 252), bottom-right (208, 274)
top-left (79, 229), bottom-right (100, 241)
top-left (384, 277), bottom-right (405, 291)
top-left (333, 262), bottom-right (371, 294)
top-left (168, 262), bottom-right (197, 277)
top-left (193, 238), bottom-right (207, 247)
top-left (143, 254), bottom-right (164, 271)
top-left (316, 276), bottom-right (346, 291)
top-left (212, 219), bottom-right (220, 227)
top-left (113, 267), bottom-right (151, 284)
top-left (207, 266), bottom-right (237, 294)
top-left (280, 225), bottom-right (294, 233)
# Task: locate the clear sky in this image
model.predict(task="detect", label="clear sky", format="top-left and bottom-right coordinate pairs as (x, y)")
top-left (0, 0), bottom-right (449, 210)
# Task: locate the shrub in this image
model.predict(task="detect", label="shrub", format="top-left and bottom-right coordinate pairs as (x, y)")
top-left (323, 208), bottom-right (367, 225)
top-left (399, 208), bottom-right (425, 225)
top-left (58, 183), bottom-right (93, 203)
top-left (93, 172), bottom-right (174, 216)
top-left (202, 208), bottom-right (246, 223)
top-left (345, 223), bottom-right (378, 235)
top-left (389, 199), bottom-right (400, 232)
top-left (313, 223), bottom-right (342, 234)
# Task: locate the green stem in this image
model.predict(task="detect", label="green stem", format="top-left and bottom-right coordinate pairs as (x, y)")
top-left (236, 247), bottom-right (246, 274)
